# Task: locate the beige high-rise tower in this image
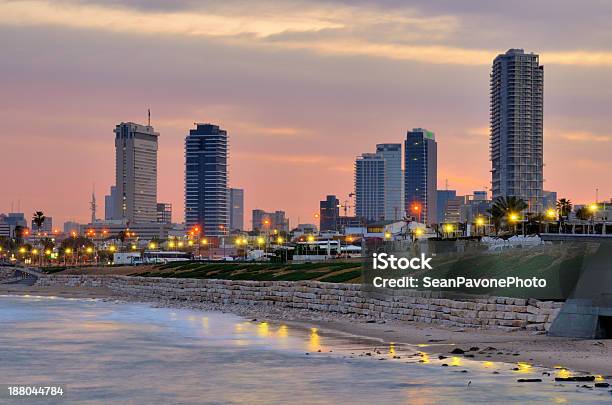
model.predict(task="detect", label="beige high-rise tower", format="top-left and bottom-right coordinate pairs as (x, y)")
top-left (114, 122), bottom-right (159, 224)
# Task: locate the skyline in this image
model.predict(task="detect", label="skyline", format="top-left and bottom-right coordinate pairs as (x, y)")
top-left (1, 0), bottom-right (611, 227)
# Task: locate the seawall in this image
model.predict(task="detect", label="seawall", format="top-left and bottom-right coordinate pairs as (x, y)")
top-left (35, 275), bottom-right (562, 332)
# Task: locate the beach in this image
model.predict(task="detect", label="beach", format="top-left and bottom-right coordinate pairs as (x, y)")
top-left (1, 281), bottom-right (610, 377)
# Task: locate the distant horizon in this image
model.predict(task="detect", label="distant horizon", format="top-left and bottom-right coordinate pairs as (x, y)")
top-left (1, 0), bottom-right (610, 227)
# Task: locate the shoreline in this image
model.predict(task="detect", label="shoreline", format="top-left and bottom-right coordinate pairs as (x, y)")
top-left (1, 283), bottom-right (611, 376)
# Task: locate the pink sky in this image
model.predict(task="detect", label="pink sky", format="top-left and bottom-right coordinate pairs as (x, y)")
top-left (1, 1), bottom-right (611, 229)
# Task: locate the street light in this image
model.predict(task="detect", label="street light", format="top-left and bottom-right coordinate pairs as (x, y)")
top-left (109, 245), bottom-right (116, 252)
top-left (476, 217), bottom-right (485, 226)
top-left (148, 242), bottom-right (157, 250)
top-left (508, 213), bottom-right (519, 223)
top-left (546, 209), bottom-right (556, 219)
top-left (414, 228), bottom-right (424, 237)
top-left (384, 232), bottom-right (392, 240)
top-left (307, 235), bottom-right (315, 242)
top-left (86, 247), bottom-right (93, 254)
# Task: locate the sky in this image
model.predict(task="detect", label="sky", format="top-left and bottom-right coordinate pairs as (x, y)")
top-left (1, 0), bottom-right (611, 229)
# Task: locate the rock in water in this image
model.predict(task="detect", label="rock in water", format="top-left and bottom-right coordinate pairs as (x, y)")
top-left (450, 348), bottom-right (465, 354)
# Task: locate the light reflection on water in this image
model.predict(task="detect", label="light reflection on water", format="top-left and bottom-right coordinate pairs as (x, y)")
top-left (0, 295), bottom-right (609, 404)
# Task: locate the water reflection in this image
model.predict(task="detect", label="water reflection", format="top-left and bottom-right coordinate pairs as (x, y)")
top-left (0, 295), bottom-right (609, 405)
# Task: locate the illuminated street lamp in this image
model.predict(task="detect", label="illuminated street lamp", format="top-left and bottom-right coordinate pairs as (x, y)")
top-left (307, 235), bottom-right (315, 243)
top-left (65, 248), bottom-right (72, 254)
top-left (200, 239), bottom-right (208, 246)
top-left (277, 237), bottom-right (284, 244)
top-left (19, 247), bottom-right (27, 254)
top-left (148, 242), bottom-right (157, 250)
top-left (384, 232), bottom-right (392, 240)
top-left (546, 209), bottom-right (556, 219)
top-left (86, 247), bottom-right (93, 254)
top-left (508, 213), bottom-right (519, 223)
top-left (131, 244), bottom-right (137, 251)
top-left (109, 245), bottom-right (116, 252)
top-left (414, 228), bottom-right (424, 237)
top-left (257, 237), bottom-right (265, 246)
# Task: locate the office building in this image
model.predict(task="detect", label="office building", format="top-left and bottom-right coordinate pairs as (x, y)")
top-left (31, 216), bottom-right (52, 234)
top-left (490, 49), bottom-right (544, 212)
top-left (185, 123), bottom-right (229, 236)
top-left (228, 188), bottom-right (244, 231)
top-left (405, 128), bottom-right (437, 224)
top-left (376, 143), bottom-right (404, 221)
top-left (436, 190), bottom-right (456, 225)
top-left (355, 153), bottom-right (385, 222)
top-left (114, 122), bottom-right (159, 224)
top-left (252, 209), bottom-right (289, 233)
top-left (63, 221), bottom-right (82, 235)
top-left (542, 190), bottom-right (558, 210)
top-left (156, 203), bottom-right (172, 224)
top-left (319, 195), bottom-right (340, 232)
top-left (473, 190), bottom-right (488, 201)
top-left (104, 186), bottom-right (118, 220)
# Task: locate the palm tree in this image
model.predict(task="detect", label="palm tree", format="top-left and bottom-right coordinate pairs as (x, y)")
top-left (32, 211), bottom-right (46, 235)
top-left (556, 198), bottom-right (573, 219)
top-left (487, 196), bottom-right (528, 234)
top-left (556, 198), bottom-right (573, 233)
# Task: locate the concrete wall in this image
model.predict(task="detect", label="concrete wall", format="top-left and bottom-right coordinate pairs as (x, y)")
top-left (36, 275), bottom-right (562, 332)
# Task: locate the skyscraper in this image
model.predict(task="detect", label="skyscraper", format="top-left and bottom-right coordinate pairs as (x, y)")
top-left (114, 122), bottom-right (159, 224)
top-left (355, 153), bottom-right (385, 222)
top-left (319, 195), bottom-right (340, 232)
top-left (404, 128), bottom-right (437, 225)
top-left (376, 143), bottom-right (404, 221)
top-left (490, 49), bottom-right (544, 212)
top-left (185, 123), bottom-right (229, 237)
top-left (228, 188), bottom-right (244, 231)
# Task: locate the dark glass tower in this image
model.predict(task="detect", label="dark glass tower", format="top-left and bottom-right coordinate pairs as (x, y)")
top-left (490, 49), bottom-right (544, 212)
top-left (404, 128), bottom-right (437, 225)
top-left (185, 123), bottom-right (228, 237)
top-left (319, 195), bottom-right (340, 232)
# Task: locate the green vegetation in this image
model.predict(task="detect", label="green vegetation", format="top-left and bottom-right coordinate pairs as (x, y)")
top-left (132, 261), bottom-right (363, 283)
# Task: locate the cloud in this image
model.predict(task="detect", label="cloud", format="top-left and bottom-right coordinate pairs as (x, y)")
top-left (560, 131), bottom-right (612, 142)
top-left (6, 0), bottom-right (612, 66)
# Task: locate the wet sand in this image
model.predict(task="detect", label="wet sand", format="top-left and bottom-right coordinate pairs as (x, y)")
top-left (2, 283), bottom-right (611, 376)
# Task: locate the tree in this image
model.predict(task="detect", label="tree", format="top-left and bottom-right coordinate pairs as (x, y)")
top-left (487, 196), bottom-right (528, 234)
top-left (32, 211), bottom-right (46, 234)
top-left (556, 198), bottom-right (573, 219)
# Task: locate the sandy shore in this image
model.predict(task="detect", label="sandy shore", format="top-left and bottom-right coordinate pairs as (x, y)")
top-left (2, 283), bottom-right (611, 376)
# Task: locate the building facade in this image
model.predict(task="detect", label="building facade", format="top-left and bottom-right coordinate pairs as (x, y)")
top-left (355, 153), bottom-right (385, 222)
top-left (376, 143), bottom-right (404, 221)
top-left (228, 188), bottom-right (244, 231)
top-left (104, 186), bottom-right (118, 220)
top-left (252, 209), bottom-right (289, 233)
top-left (156, 203), bottom-right (172, 224)
top-left (114, 122), bottom-right (159, 224)
top-left (404, 128), bottom-right (437, 224)
top-left (31, 216), bottom-right (52, 234)
top-left (490, 49), bottom-right (544, 212)
top-left (319, 195), bottom-right (340, 232)
top-left (185, 124), bottom-right (229, 237)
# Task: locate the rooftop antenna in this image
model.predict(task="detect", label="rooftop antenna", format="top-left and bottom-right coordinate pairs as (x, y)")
top-left (445, 178), bottom-right (449, 191)
top-left (147, 108), bottom-right (151, 126)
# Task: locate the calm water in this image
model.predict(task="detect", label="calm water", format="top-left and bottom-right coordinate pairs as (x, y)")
top-left (0, 295), bottom-right (609, 404)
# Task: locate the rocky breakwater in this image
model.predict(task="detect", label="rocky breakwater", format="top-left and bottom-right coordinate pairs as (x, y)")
top-left (36, 275), bottom-right (562, 332)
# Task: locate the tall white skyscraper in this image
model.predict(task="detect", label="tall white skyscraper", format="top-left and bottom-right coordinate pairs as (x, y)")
top-left (114, 122), bottom-right (159, 224)
top-left (376, 143), bottom-right (404, 221)
top-left (490, 49), bottom-right (544, 212)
